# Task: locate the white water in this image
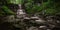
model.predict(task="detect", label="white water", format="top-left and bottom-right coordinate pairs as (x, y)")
top-left (16, 4), bottom-right (26, 18)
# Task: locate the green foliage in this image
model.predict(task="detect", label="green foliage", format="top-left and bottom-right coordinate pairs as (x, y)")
top-left (45, 9), bottom-right (57, 15)
top-left (0, 0), bottom-right (17, 16)
top-left (0, 0), bottom-right (60, 16)
top-left (10, 0), bottom-right (23, 4)
top-left (24, 0), bottom-right (42, 14)
top-left (2, 6), bottom-right (15, 15)
top-left (23, 0), bottom-right (60, 15)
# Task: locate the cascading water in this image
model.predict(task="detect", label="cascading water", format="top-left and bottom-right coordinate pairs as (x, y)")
top-left (16, 4), bottom-right (26, 19)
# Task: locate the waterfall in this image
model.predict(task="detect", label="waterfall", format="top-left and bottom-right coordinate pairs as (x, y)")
top-left (16, 4), bottom-right (26, 18)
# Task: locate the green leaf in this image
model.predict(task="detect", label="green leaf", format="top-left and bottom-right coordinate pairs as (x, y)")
top-left (2, 6), bottom-right (15, 15)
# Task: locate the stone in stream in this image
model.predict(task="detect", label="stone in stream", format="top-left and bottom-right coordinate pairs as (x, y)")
top-left (35, 19), bottom-right (46, 23)
top-left (24, 17), bottom-right (30, 19)
top-left (27, 26), bottom-right (39, 30)
top-left (30, 16), bottom-right (39, 20)
top-left (4, 15), bottom-right (15, 22)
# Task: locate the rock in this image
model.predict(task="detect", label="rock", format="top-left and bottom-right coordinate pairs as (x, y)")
top-left (35, 19), bottom-right (46, 23)
top-left (27, 26), bottom-right (39, 30)
top-left (39, 26), bottom-right (47, 28)
top-left (7, 15), bottom-right (15, 22)
top-left (30, 16), bottom-right (39, 20)
top-left (24, 17), bottom-right (30, 19)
